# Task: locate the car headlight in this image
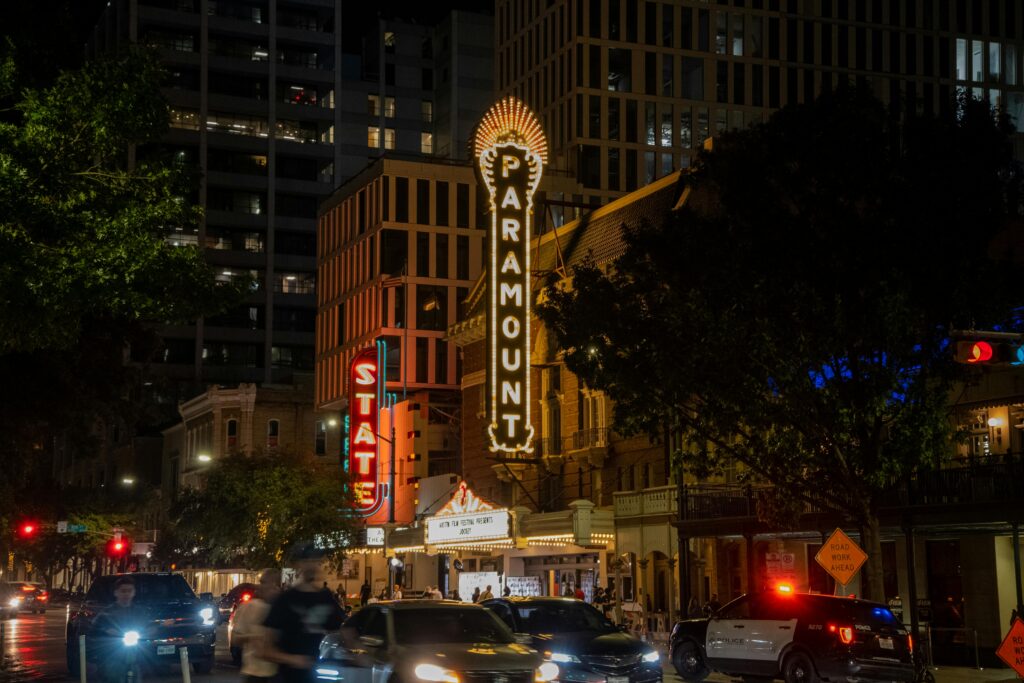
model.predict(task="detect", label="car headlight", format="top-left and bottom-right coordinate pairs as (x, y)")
top-left (199, 607), bottom-right (215, 626)
top-left (414, 663), bottom-right (460, 682)
top-left (315, 667), bottom-right (341, 681)
top-left (122, 630), bottom-right (141, 647)
top-left (8, 597), bottom-right (20, 607)
top-left (642, 649), bottom-right (660, 663)
top-left (546, 651), bottom-right (580, 663)
top-left (535, 662), bottom-right (559, 682)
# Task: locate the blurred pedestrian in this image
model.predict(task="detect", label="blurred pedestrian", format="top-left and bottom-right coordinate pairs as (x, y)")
top-left (686, 597), bottom-right (702, 618)
top-left (471, 586), bottom-right (481, 603)
top-left (232, 568), bottom-right (282, 683)
top-left (479, 585), bottom-right (494, 601)
top-left (263, 543), bottom-right (345, 683)
top-left (359, 581), bottom-right (370, 606)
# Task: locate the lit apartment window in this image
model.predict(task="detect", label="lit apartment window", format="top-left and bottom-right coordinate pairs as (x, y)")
top-left (169, 108), bottom-right (200, 131)
top-left (384, 31), bottom-right (396, 53)
top-left (420, 132), bottom-right (433, 154)
top-left (368, 126), bottom-right (381, 148)
top-left (421, 100), bottom-right (433, 122)
top-left (267, 419), bottom-right (279, 448)
top-left (957, 39), bottom-right (968, 81)
top-left (384, 128), bottom-right (396, 150)
top-left (384, 97), bottom-right (396, 118)
top-left (368, 94), bottom-right (380, 116)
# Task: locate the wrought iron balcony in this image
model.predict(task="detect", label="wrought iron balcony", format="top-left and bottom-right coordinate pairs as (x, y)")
top-left (569, 427), bottom-right (611, 451)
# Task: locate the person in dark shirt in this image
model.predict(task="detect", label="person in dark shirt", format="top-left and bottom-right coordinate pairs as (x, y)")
top-left (264, 542), bottom-right (345, 683)
top-left (93, 577), bottom-right (147, 683)
top-left (359, 581), bottom-right (371, 606)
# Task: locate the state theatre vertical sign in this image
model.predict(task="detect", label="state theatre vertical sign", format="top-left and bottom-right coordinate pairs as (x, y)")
top-left (349, 347), bottom-right (384, 516)
top-left (475, 97), bottom-right (547, 454)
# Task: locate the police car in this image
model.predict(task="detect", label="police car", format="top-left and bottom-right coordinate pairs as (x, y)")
top-left (669, 586), bottom-right (914, 683)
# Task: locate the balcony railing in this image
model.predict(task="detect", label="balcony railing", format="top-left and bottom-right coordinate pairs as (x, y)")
top-left (614, 485), bottom-right (678, 518)
top-left (569, 427), bottom-right (611, 451)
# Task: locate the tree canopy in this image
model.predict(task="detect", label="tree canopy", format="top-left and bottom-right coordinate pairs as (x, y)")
top-left (158, 452), bottom-right (356, 570)
top-left (0, 47), bottom-right (244, 500)
top-left (538, 88), bottom-right (1024, 600)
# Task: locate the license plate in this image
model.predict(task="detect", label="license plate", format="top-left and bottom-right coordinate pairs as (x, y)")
top-left (157, 645), bottom-right (176, 655)
top-left (607, 677), bottom-right (629, 683)
top-left (878, 637), bottom-right (894, 650)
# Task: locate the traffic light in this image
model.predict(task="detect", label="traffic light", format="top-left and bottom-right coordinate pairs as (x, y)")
top-left (107, 536), bottom-right (129, 557)
top-left (953, 335), bottom-right (1024, 365)
top-left (17, 521), bottom-right (38, 538)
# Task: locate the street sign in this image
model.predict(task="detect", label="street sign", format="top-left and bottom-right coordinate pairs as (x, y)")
top-left (57, 521), bottom-right (67, 534)
top-left (57, 522), bottom-right (87, 534)
top-left (996, 618), bottom-right (1024, 677)
top-left (815, 528), bottom-right (868, 586)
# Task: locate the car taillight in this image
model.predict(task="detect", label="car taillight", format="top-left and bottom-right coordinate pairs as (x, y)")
top-left (828, 624), bottom-right (855, 645)
top-left (241, 593), bottom-right (252, 602)
top-left (38, 594), bottom-right (48, 601)
top-left (907, 634), bottom-right (914, 653)
top-left (21, 586), bottom-right (34, 592)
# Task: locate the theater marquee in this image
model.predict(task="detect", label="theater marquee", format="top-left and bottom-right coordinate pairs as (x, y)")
top-left (475, 97), bottom-right (547, 454)
top-left (349, 346), bottom-right (384, 517)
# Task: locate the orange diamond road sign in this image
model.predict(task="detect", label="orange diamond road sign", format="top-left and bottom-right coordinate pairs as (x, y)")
top-left (996, 618), bottom-right (1024, 677)
top-left (815, 528), bottom-right (868, 586)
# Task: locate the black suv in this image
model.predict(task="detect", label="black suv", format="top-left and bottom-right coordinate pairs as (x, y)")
top-left (66, 573), bottom-right (217, 675)
top-left (483, 597), bottom-right (662, 683)
top-left (670, 588), bottom-right (914, 683)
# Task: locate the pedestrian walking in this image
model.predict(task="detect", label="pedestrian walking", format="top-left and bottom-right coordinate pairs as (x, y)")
top-left (263, 542), bottom-right (345, 683)
top-left (232, 568), bottom-right (282, 683)
top-left (471, 586), bottom-right (481, 603)
top-left (479, 584), bottom-right (494, 601)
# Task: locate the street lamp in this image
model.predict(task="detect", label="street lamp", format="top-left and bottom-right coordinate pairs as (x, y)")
top-left (197, 454), bottom-right (211, 463)
top-left (121, 477), bottom-right (135, 486)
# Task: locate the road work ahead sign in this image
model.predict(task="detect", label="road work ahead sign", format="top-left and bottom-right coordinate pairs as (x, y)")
top-left (815, 528), bottom-right (867, 586)
top-left (996, 618), bottom-right (1024, 677)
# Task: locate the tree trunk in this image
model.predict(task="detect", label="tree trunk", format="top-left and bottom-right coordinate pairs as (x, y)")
top-left (860, 513), bottom-right (885, 602)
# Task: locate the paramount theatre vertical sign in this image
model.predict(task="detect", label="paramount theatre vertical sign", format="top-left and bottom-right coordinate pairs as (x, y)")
top-left (475, 97), bottom-right (547, 454)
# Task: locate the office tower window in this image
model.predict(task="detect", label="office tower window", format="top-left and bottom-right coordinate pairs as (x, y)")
top-left (436, 234), bottom-right (449, 279)
top-left (608, 97), bottom-right (620, 140)
top-left (383, 97), bottom-right (396, 118)
top-left (1007, 45), bottom-right (1018, 86)
top-left (679, 107), bottom-right (692, 148)
top-left (608, 48), bottom-right (631, 91)
top-left (367, 126), bottom-right (380, 148)
top-left (644, 151), bottom-right (654, 184)
top-left (580, 145), bottom-right (601, 188)
top-left (661, 151), bottom-right (673, 176)
top-left (589, 45), bottom-right (601, 88)
top-left (972, 40), bottom-right (984, 81)
top-left (662, 53), bottom-right (674, 96)
top-left (752, 64), bottom-right (763, 107)
top-left (715, 11), bottom-right (727, 54)
top-left (416, 179), bottom-right (430, 225)
top-left (436, 181), bottom-right (449, 226)
top-left (625, 149), bottom-right (637, 191)
top-left (416, 337), bottom-right (429, 383)
top-left (626, 0), bottom-right (637, 42)
top-left (696, 108), bottom-right (709, 144)
top-left (747, 14), bottom-right (763, 57)
top-left (383, 128), bottom-right (396, 150)
top-left (395, 177), bottom-right (409, 222)
top-left (682, 57), bottom-right (703, 100)
top-left (456, 184), bottom-right (470, 228)
top-left (732, 13), bottom-right (744, 56)
top-left (681, 6), bottom-right (692, 49)
top-left (609, 0), bottom-right (620, 39)
top-left (456, 236), bottom-right (469, 279)
top-left (608, 148), bottom-right (620, 191)
top-left (662, 3), bottom-right (674, 47)
top-left (660, 109), bottom-right (672, 146)
top-left (990, 43), bottom-right (1002, 82)
top-left (416, 231), bottom-right (430, 276)
top-left (716, 60), bottom-right (728, 103)
top-left (733, 63), bottom-right (745, 105)
top-left (421, 100), bottom-right (433, 122)
top-left (422, 68), bottom-right (433, 89)
top-left (368, 94), bottom-right (380, 116)
top-left (645, 101), bottom-right (656, 144)
top-left (589, 0), bottom-right (601, 37)
top-left (589, 95), bottom-right (601, 137)
top-left (417, 286), bottom-right (447, 331)
top-left (626, 99), bottom-right (637, 142)
top-left (382, 335), bottom-right (401, 382)
top-left (435, 339), bottom-right (448, 384)
top-left (644, 51), bottom-right (657, 95)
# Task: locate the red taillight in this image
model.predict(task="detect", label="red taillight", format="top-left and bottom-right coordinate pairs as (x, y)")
top-left (828, 624), bottom-right (855, 645)
top-left (907, 635), bottom-right (914, 653)
top-left (241, 593), bottom-right (252, 602)
top-left (38, 594), bottom-right (47, 601)
top-left (20, 586), bottom-right (34, 592)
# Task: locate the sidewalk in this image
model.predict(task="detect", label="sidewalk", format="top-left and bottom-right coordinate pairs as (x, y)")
top-left (659, 663), bottom-right (1022, 682)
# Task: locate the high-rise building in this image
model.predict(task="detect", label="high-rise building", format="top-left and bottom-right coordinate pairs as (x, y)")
top-left (87, 1), bottom-right (494, 399)
top-left (495, 0), bottom-right (1024, 205)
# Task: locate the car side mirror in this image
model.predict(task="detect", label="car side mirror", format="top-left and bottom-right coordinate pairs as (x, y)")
top-left (514, 633), bottom-right (533, 645)
top-left (359, 635), bottom-right (385, 648)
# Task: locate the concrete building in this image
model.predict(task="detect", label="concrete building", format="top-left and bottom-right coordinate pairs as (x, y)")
top-left (495, 0), bottom-right (1024, 205)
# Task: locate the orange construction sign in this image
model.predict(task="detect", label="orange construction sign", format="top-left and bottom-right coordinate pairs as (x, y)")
top-left (814, 528), bottom-right (868, 586)
top-left (996, 618), bottom-right (1024, 677)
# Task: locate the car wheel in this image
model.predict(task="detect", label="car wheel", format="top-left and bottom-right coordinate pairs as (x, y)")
top-left (672, 640), bottom-right (710, 681)
top-left (782, 651), bottom-right (820, 683)
top-left (230, 646), bottom-right (241, 665)
top-left (192, 657), bottom-right (214, 674)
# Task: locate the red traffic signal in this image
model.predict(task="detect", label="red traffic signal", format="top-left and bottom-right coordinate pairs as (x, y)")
top-left (17, 522), bottom-right (38, 538)
top-left (956, 340), bottom-right (995, 363)
top-left (107, 537), bottom-right (130, 557)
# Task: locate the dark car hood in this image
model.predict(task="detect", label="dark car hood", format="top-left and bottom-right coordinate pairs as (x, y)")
top-left (396, 641), bottom-right (542, 673)
top-left (530, 629), bottom-right (645, 656)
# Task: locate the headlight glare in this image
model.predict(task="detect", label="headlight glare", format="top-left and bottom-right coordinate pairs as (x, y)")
top-left (414, 663), bottom-right (460, 682)
top-left (122, 630), bottom-right (140, 647)
top-left (199, 606), bottom-right (215, 625)
top-left (547, 651), bottom-right (580, 663)
top-left (535, 662), bottom-right (560, 682)
top-left (642, 649), bottom-right (660, 663)
top-left (8, 598), bottom-right (20, 607)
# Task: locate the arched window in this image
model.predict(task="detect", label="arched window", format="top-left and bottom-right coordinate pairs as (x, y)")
top-left (267, 419), bottom-right (280, 448)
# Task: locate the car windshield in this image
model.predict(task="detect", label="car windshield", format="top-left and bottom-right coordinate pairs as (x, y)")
top-left (514, 602), bottom-right (616, 633)
top-left (85, 575), bottom-right (197, 604)
top-left (393, 608), bottom-right (515, 645)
